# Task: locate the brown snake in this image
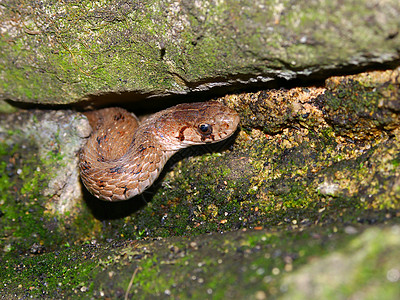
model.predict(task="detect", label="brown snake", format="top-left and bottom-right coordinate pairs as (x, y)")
top-left (79, 101), bottom-right (240, 201)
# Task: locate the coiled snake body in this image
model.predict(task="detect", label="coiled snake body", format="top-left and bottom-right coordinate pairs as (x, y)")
top-left (79, 101), bottom-right (240, 201)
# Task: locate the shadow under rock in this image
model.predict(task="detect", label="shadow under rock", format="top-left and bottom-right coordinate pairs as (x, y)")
top-left (82, 186), bottom-right (150, 220)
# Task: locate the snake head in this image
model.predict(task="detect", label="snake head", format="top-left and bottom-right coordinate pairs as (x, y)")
top-left (158, 101), bottom-right (240, 147)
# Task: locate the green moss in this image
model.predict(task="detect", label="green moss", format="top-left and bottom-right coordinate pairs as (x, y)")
top-left (282, 227), bottom-right (400, 299)
top-left (2, 0), bottom-right (399, 103)
top-left (321, 71), bottom-right (400, 140)
top-left (324, 80), bottom-right (380, 114)
top-left (0, 100), bottom-right (18, 113)
top-left (110, 108), bottom-right (398, 240)
top-left (391, 158), bottom-right (400, 168)
top-left (0, 124), bottom-right (91, 255)
top-left (91, 224), bottom-right (398, 299)
top-left (1, 163), bottom-right (399, 298)
top-left (1, 243), bottom-right (98, 298)
top-left (2, 66), bottom-right (400, 296)
top-left (130, 255), bottom-right (176, 295)
top-left (0, 139), bottom-right (63, 254)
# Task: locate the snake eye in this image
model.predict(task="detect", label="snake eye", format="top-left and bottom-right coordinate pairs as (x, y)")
top-left (198, 123), bottom-right (212, 135)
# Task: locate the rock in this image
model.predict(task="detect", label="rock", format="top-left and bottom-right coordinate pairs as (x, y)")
top-left (0, 0), bottom-right (399, 104)
top-left (0, 109), bottom-right (94, 254)
top-left (0, 1), bottom-right (400, 296)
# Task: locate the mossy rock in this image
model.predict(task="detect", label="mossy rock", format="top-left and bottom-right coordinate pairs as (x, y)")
top-left (0, 0), bottom-right (399, 104)
top-left (1, 67), bottom-right (400, 298)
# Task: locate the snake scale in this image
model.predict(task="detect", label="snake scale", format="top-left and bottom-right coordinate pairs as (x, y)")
top-left (79, 101), bottom-right (240, 201)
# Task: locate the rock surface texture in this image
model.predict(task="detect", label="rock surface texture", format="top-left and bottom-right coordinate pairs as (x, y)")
top-left (0, 0), bottom-right (399, 104)
top-left (0, 0), bottom-right (400, 298)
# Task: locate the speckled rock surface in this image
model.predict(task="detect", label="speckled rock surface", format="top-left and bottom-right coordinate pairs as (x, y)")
top-left (0, 109), bottom-right (94, 254)
top-left (0, 0), bottom-right (399, 104)
top-left (1, 67), bottom-right (399, 298)
top-left (1, 1), bottom-right (400, 297)
top-left (0, 109), bottom-right (90, 213)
